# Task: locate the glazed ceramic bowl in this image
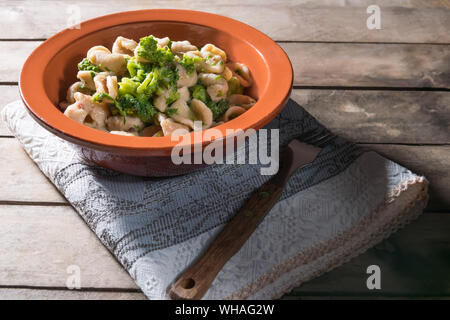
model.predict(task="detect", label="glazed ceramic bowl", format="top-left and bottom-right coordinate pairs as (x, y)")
top-left (20, 9), bottom-right (293, 176)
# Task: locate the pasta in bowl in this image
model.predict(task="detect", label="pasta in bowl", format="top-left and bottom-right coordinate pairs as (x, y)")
top-left (20, 9), bottom-right (292, 176)
top-left (60, 35), bottom-right (257, 137)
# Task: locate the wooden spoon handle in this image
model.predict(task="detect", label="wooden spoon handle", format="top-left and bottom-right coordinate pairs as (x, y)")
top-left (169, 140), bottom-right (322, 300)
top-left (168, 176), bottom-right (286, 300)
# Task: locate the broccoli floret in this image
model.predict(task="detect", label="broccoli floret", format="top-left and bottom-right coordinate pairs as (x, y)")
top-left (115, 94), bottom-right (158, 123)
top-left (118, 77), bottom-right (140, 96)
top-left (135, 94), bottom-right (158, 122)
top-left (206, 99), bottom-right (229, 121)
top-left (136, 36), bottom-right (175, 66)
top-left (180, 55), bottom-right (202, 74)
top-left (98, 36), bottom-right (186, 124)
top-left (166, 89), bottom-right (180, 105)
top-left (115, 94), bottom-right (138, 111)
top-left (190, 85), bottom-right (208, 103)
top-left (137, 70), bottom-right (160, 96)
top-left (78, 58), bottom-right (100, 73)
top-left (126, 59), bottom-right (139, 78)
top-left (126, 57), bottom-right (152, 80)
top-left (159, 65), bottom-right (179, 88)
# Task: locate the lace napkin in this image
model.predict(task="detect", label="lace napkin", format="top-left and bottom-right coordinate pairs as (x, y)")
top-left (1, 99), bottom-right (428, 299)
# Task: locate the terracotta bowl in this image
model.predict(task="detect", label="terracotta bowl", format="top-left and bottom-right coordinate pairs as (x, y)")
top-left (20, 9), bottom-right (293, 176)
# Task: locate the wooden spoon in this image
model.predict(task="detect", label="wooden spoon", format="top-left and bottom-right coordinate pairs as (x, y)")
top-left (169, 130), bottom-right (335, 300)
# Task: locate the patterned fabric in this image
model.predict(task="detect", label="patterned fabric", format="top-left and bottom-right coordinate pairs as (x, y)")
top-left (1, 99), bottom-right (428, 299)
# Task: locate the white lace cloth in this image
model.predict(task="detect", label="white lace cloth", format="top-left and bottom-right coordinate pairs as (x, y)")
top-left (1, 101), bottom-right (428, 299)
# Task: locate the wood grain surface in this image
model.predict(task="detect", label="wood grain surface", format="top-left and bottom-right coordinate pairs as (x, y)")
top-left (0, 0), bottom-right (449, 300)
top-left (1, 1), bottom-right (449, 43)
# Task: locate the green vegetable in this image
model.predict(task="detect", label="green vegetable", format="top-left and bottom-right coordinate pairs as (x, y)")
top-left (180, 55), bottom-right (202, 74)
top-left (189, 84), bottom-right (229, 120)
top-left (158, 66), bottom-right (178, 88)
top-left (78, 58), bottom-right (100, 73)
top-left (118, 77), bottom-right (140, 96)
top-left (135, 94), bottom-right (159, 122)
top-left (92, 92), bottom-right (127, 119)
top-left (190, 85), bottom-right (208, 103)
top-left (137, 70), bottom-right (160, 96)
top-left (136, 36), bottom-right (175, 66)
top-left (165, 107), bottom-right (178, 116)
top-left (166, 89), bottom-right (180, 105)
top-left (115, 94), bottom-right (158, 123)
top-left (92, 92), bottom-right (115, 103)
top-left (126, 57), bottom-right (152, 79)
top-left (206, 99), bottom-right (229, 121)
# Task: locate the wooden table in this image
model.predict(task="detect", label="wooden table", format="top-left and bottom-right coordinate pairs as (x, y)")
top-left (0, 0), bottom-right (449, 300)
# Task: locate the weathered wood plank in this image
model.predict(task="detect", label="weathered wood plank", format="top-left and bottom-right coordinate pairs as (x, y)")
top-left (1, 41), bottom-right (449, 87)
top-left (285, 43), bottom-right (450, 88)
top-left (0, 139), bottom-right (448, 210)
top-left (0, 41), bottom-right (38, 83)
top-left (0, 205), bottom-right (139, 289)
top-left (1, 1), bottom-right (449, 42)
top-left (290, 213), bottom-right (450, 297)
top-left (291, 90), bottom-right (450, 144)
top-left (0, 138), bottom-right (67, 203)
top-left (0, 288), bottom-right (145, 300)
top-left (0, 86), bottom-right (20, 135)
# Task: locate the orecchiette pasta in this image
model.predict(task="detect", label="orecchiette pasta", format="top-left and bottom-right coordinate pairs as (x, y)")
top-left (178, 87), bottom-right (190, 101)
top-left (158, 114), bottom-right (190, 136)
top-left (77, 71), bottom-right (96, 91)
top-left (87, 46), bottom-right (127, 75)
top-left (201, 44), bottom-right (227, 63)
top-left (106, 116), bottom-right (144, 132)
top-left (112, 36), bottom-right (138, 56)
top-left (200, 52), bottom-right (225, 74)
top-left (66, 81), bottom-right (84, 104)
top-left (227, 94), bottom-right (256, 109)
top-left (154, 88), bottom-right (175, 112)
top-left (190, 99), bottom-right (213, 129)
top-left (64, 92), bottom-right (110, 131)
top-left (221, 66), bottom-right (233, 81)
top-left (155, 36), bottom-right (171, 48)
top-left (171, 40), bottom-right (198, 54)
top-left (176, 64), bottom-right (197, 88)
top-left (169, 99), bottom-right (195, 129)
top-left (222, 106), bottom-right (246, 122)
top-left (59, 35), bottom-right (257, 137)
top-left (199, 73), bottom-right (229, 102)
top-left (227, 62), bottom-right (252, 87)
top-left (93, 73), bottom-right (118, 102)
